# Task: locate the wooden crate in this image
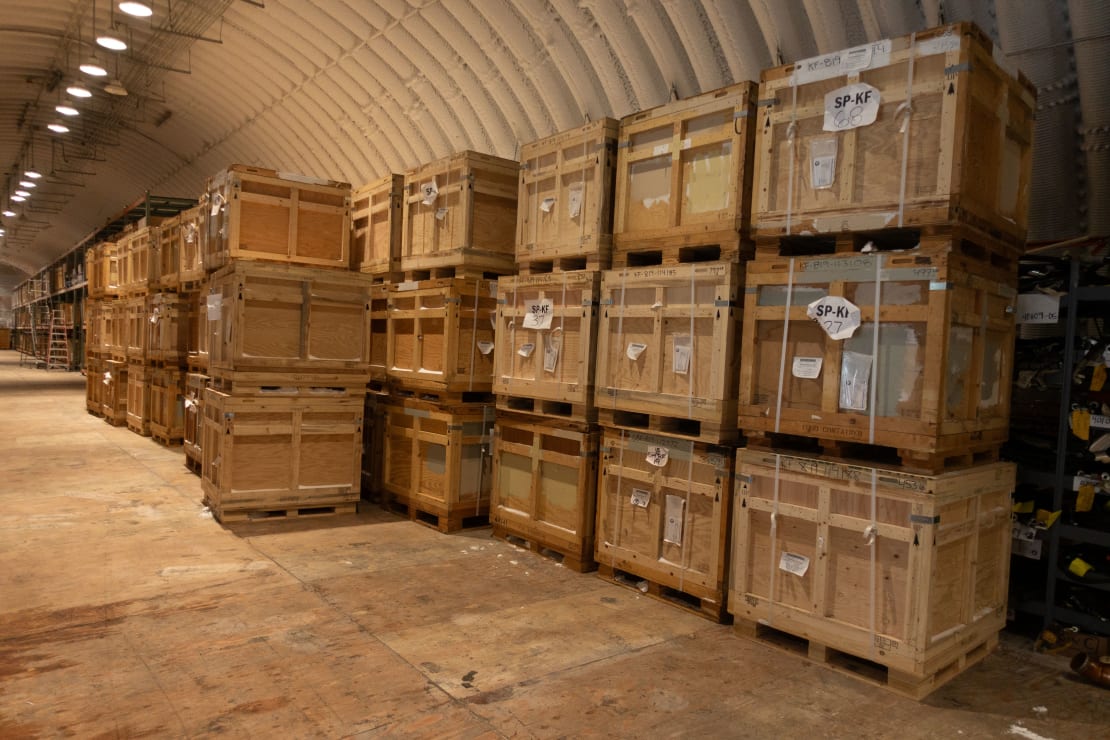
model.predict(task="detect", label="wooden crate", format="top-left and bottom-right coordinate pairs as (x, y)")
top-left (149, 368), bottom-right (185, 444)
top-left (594, 262), bottom-right (742, 443)
top-left (208, 261), bottom-right (371, 373)
top-left (752, 22), bottom-right (1035, 246)
top-left (126, 364), bottom-right (152, 436)
top-left (83, 299), bottom-right (104, 359)
top-left (613, 81), bottom-right (757, 260)
top-left (106, 241), bottom-right (123, 297)
top-left (148, 292), bottom-right (191, 365)
top-left (490, 413), bottom-right (599, 571)
top-left (186, 288), bottom-right (210, 371)
top-left (352, 174), bottom-right (403, 276)
top-left (737, 242), bottom-right (1017, 467)
top-left (183, 372), bottom-right (208, 471)
top-left (85, 242), bottom-right (115, 299)
top-left (102, 300), bottom-right (125, 359)
top-left (208, 369), bottom-right (368, 398)
top-left (386, 277), bottom-right (498, 392)
top-left (730, 449), bottom-right (1014, 698)
top-left (156, 213), bottom-right (181, 291)
top-left (493, 270), bottom-right (600, 420)
top-left (368, 283), bottom-right (389, 382)
top-left (401, 150), bottom-right (519, 274)
top-left (201, 388), bottom-right (363, 519)
top-left (101, 360), bottom-right (128, 425)
top-left (595, 428), bottom-right (734, 621)
top-left (205, 164), bottom-right (352, 271)
top-left (516, 118), bottom-right (618, 270)
top-left (380, 396), bottom-right (494, 532)
top-left (85, 355), bottom-right (104, 416)
top-left (124, 295), bottom-right (152, 363)
top-left (120, 226), bottom-right (157, 295)
top-left (178, 205), bottom-right (207, 286)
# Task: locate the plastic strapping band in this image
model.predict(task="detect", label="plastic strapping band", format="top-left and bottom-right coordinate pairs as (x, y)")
top-left (476, 410), bottom-right (492, 517)
top-left (774, 258), bottom-right (795, 433)
top-left (687, 268), bottom-right (696, 418)
top-left (509, 279), bottom-right (520, 396)
top-left (578, 127), bottom-right (589, 244)
top-left (868, 254), bottom-right (883, 444)
top-left (784, 81), bottom-right (799, 235)
top-left (767, 453), bottom-right (782, 627)
top-left (679, 438), bottom-right (694, 595)
top-left (467, 285), bottom-right (480, 392)
top-left (613, 269), bottom-right (628, 411)
top-left (896, 32), bottom-right (917, 228)
top-left (557, 271), bottom-right (568, 382)
top-left (611, 430), bottom-right (627, 571)
top-left (867, 467), bottom-right (878, 660)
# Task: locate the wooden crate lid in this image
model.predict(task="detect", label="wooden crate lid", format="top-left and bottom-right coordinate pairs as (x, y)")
top-left (519, 117), bottom-right (620, 160)
top-left (618, 79), bottom-right (758, 136)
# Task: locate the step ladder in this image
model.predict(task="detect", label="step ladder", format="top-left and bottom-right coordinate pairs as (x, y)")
top-left (46, 306), bottom-right (71, 370)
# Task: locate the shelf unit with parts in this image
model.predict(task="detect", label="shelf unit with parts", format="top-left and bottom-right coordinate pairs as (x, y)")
top-left (1009, 255), bottom-right (1110, 636)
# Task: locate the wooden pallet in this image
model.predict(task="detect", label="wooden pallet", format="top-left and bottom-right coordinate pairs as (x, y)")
top-left (390, 385), bottom-right (494, 406)
top-left (493, 525), bottom-right (596, 573)
top-left (597, 406), bottom-right (738, 445)
top-left (395, 265), bottom-right (506, 282)
top-left (185, 454), bottom-right (202, 476)
top-left (517, 254), bottom-right (609, 276)
top-left (384, 498), bottom-right (489, 534)
top-left (150, 422), bottom-right (183, 446)
top-left (734, 618), bottom-right (998, 701)
top-left (744, 431), bottom-right (1003, 474)
top-left (598, 563), bottom-right (729, 623)
top-left (611, 235), bottom-right (754, 269)
top-left (496, 394), bottom-right (595, 423)
top-left (206, 499), bottom-right (358, 525)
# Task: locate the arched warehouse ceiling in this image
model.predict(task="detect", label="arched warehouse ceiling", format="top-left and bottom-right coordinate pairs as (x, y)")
top-left (0, 0), bottom-right (1107, 292)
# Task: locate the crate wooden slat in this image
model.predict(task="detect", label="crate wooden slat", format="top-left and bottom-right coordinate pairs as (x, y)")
top-left (208, 261), bottom-right (372, 373)
top-left (85, 355), bottom-right (104, 416)
top-left (381, 396), bottom-right (494, 532)
top-left (207, 369), bottom-right (368, 397)
top-left (352, 174), bottom-right (403, 276)
top-left (516, 119), bottom-right (618, 270)
top-left (730, 449), bottom-right (1013, 698)
top-left (84, 299), bottom-right (104, 359)
top-left (186, 288), bottom-right (210, 372)
top-left (368, 283), bottom-right (389, 382)
top-left (156, 214), bottom-right (181, 291)
top-left (493, 270), bottom-right (600, 418)
top-left (595, 428), bottom-right (734, 621)
top-left (148, 293), bottom-right (191, 365)
top-left (490, 413), bottom-right (599, 571)
top-left (613, 81), bottom-right (758, 260)
top-left (737, 242), bottom-right (1017, 464)
top-left (401, 150), bottom-right (519, 274)
top-left (200, 388), bottom-right (363, 517)
top-left (85, 242), bottom-right (116, 299)
top-left (120, 226), bottom-right (158, 295)
top-left (594, 262), bottom-right (742, 443)
top-left (102, 360), bottom-right (128, 425)
top-left (752, 22), bottom-right (1036, 246)
top-left (205, 164), bottom-right (352, 271)
top-left (149, 368), bottom-right (185, 444)
top-left (386, 276), bottom-right (498, 393)
top-left (126, 365), bottom-right (151, 435)
top-left (178, 205), bottom-right (207, 287)
top-left (124, 295), bottom-right (151, 363)
top-left (184, 372), bottom-right (208, 471)
top-left (105, 300), bottom-right (126, 360)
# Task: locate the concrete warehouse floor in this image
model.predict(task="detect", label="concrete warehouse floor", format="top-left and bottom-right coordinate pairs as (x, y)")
top-left (1, 350), bottom-right (1108, 739)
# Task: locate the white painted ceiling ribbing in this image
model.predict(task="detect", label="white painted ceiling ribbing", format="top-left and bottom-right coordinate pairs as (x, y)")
top-left (0, 0), bottom-right (1106, 292)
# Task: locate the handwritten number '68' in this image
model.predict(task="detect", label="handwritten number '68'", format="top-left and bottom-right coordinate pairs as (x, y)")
top-left (833, 106), bottom-right (865, 129)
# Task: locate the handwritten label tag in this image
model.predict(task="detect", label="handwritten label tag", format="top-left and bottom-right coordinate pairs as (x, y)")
top-left (1016, 293), bottom-right (1060, 325)
top-left (517, 342), bottom-right (535, 358)
top-left (779, 552), bottom-right (810, 577)
top-left (646, 445), bottom-right (669, 467)
top-left (663, 495), bottom-right (685, 545)
top-left (540, 197), bottom-right (556, 213)
top-left (567, 184), bottom-right (583, 219)
top-left (807, 296), bottom-right (861, 340)
top-left (421, 180), bottom-right (438, 205)
top-left (477, 341), bottom-right (494, 356)
top-left (543, 333), bottom-right (561, 373)
top-left (672, 335), bottom-right (691, 375)
top-left (522, 298), bottom-right (554, 330)
top-left (435, 207), bottom-right (448, 221)
top-left (810, 137), bottom-right (838, 189)
top-left (626, 342), bottom-right (648, 361)
top-left (824, 83), bottom-right (881, 132)
top-left (630, 488), bottom-right (651, 508)
top-left (206, 294), bottom-right (222, 321)
top-left (792, 357), bottom-right (823, 379)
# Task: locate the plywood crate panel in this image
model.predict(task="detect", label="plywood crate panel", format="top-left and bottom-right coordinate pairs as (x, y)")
top-left (201, 389), bottom-right (363, 515)
top-left (491, 413), bottom-right (599, 569)
top-left (401, 150), bottom-right (519, 274)
top-left (120, 226), bottom-right (157, 295)
top-left (205, 164), bottom-right (352, 271)
top-left (150, 368), bottom-right (185, 443)
top-left (177, 205), bottom-right (206, 285)
top-left (730, 449), bottom-right (1013, 696)
top-left (105, 300), bottom-right (126, 360)
top-left (381, 396), bottom-right (494, 525)
top-left (595, 262), bottom-right (742, 440)
top-left (102, 360), bottom-right (128, 424)
top-left (148, 292), bottom-right (191, 365)
top-left (387, 277), bottom-right (497, 392)
top-left (613, 81), bottom-right (757, 255)
top-left (738, 243), bottom-right (1017, 461)
top-left (84, 299), bottom-right (104, 358)
top-left (208, 261), bottom-right (371, 373)
top-left (517, 118), bottom-right (618, 268)
top-left (184, 372), bottom-right (208, 468)
top-left (494, 270), bottom-right (600, 414)
top-left (368, 283), bottom-right (389, 382)
top-left (126, 365), bottom-right (151, 435)
top-left (753, 22), bottom-right (1035, 245)
top-left (208, 369), bottom-right (368, 398)
top-left (596, 428), bottom-right (734, 612)
top-left (352, 174), bottom-right (403, 276)
top-left (86, 242), bottom-right (116, 299)
top-left (124, 295), bottom-right (152, 363)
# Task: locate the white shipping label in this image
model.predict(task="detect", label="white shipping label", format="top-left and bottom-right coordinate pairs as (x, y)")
top-left (653, 144), bottom-right (670, 157)
top-left (567, 184), bottom-right (583, 219)
top-left (792, 40), bottom-right (892, 85)
top-left (477, 341), bottom-right (495, 355)
top-left (435, 207), bottom-right (449, 221)
top-left (807, 296), bottom-right (861, 340)
top-left (839, 350), bottom-right (873, 411)
top-left (824, 83), bottom-right (881, 132)
top-left (540, 197), bottom-right (556, 213)
top-left (518, 342), bottom-right (535, 358)
top-left (645, 445), bottom-right (669, 468)
top-left (663, 495), bottom-right (685, 545)
top-left (626, 342), bottom-right (648, 361)
top-left (396, 280), bottom-right (419, 292)
top-left (809, 137), bottom-right (838, 189)
top-left (779, 552), bottom-right (810, 577)
top-left (1016, 293), bottom-right (1060, 325)
top-left (421, 180), bottom-right (439, 205)
top-left (206, 294), bottom-right (222, 321)
top-left (672, 335), bottom-right (692, 375)
top-left (630, 488), bottom-right (651, 508)
top-left (792, 357), bottom-right (823, 379)
top-left (916, 31), bottom-right (961, 58)
top-left (209, 192), bottom-right (224, 217)
top-left (183, 223), bottom-right (197, 244)
top-left (103, 371), bottom-right (112, 385)
top-left (522, 298), bottom-right (554, 330)
top-left (149, 307), bottom-right (160, 324)
top-left (543, 333), bottom-right (561, 373)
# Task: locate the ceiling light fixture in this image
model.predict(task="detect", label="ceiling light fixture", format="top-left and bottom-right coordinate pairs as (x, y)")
top-left (56, 104), bottom-right (80, 116)
top-left (24, 169), bottom-right (42, 179)
top-left (2, 210), bottom-right (16, 218)
top-left (19, 181), bottom-right (36, 189)
top-left (11, 195), bottom-right (26, 202)
top-left (67, 82), bottom-right (93, 98)
top-left (81, 59), bottom-right (108, 77)
top-left (104, 78), bottom-right (128, 96)
top-left (15, 190), bottom-right (31, 198)
top-left (118, 2), bottom-right (152, 17)
top-left (48, 121), bottom-right (70, 134)
top-left (97, 32), bottom-right (127, 51)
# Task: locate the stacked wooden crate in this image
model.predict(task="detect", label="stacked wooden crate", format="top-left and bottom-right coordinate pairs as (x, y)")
top-left (593, 82), bottom-right (757, 620)
top-left (490, 119), bottom-right (617, 570)
top-left (197, 165), bottom-right (368, 524)
top-left (376, 150), bottom-right (517, 533)
top-left (728, 22), bottom-right (1034, 697)
top-left (84, 240), bottom-right (117, 418)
